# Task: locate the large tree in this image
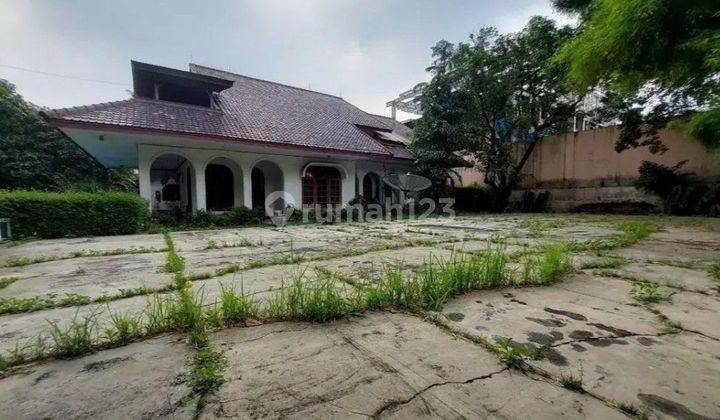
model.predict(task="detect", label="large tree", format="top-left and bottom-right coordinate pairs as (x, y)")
top-left (413, 17), bottom-right (577, 209)
top-left (554, 0), bottom-right (720, 152)
top-left (0, 79), bottom-right (109, 190)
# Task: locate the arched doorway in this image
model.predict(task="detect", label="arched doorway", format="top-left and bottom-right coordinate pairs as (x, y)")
top-left (362, 172), bottom-right (381, 201)
top-left (205, 157), bottom-right (242, 211)
top-left (252, 160), bottom-right (284, 214)
top-left (302, 166), bottom-right (342, 206)
top-left (150, 153), bottom-right (195, 213)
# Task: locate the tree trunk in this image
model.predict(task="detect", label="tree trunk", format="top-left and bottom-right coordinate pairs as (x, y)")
top-left (494, 138), bottom-right (539, 211)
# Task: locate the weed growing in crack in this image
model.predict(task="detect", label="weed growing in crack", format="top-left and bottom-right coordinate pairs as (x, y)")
top-left (104, 311), bottom-right (142, 345)
top-left (517, 243), bottom-right (574, 286)
top-left (191, 347), bottom-right (227, 406)
top-left (630, 281), bottom-right (674, 303)
top-left (143, 294), bottom-right (178, 334)
top-left (557, 370), bottom-right (584, 392)
top-left (218, 283), bottom-right (260, 326)
top-left (617, 402), bottom-right (648, 419)
top-left (264, 270), bottom-right (362, 322)
top-left (495, 338), bottom-right (538, 368)
top-left (521, 217), bottom-right (567, 237)
top-left (3, 246), bottom-right (167, 268)
top-left (710, 262), bottom-right (720, 292)
top-left (205, 238), bottom-right (252, 250)
top-left (47, 312), bottom-right (98, 358)
top-left (0, 277), bottom-right (18, 289)
top-left (164, 232), bottom-right (185, 274)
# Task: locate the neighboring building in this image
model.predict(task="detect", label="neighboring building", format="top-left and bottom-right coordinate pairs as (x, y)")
top-left (43, 61), bottom-right (414, 214)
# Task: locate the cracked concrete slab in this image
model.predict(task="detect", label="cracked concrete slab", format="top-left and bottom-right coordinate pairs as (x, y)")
top-left (0, 334), bottom-right (193, 420)
top-left (610, 262), bottom-right (718, 292)
top-left (442, 274), bottom-right (662, 359)
top-left (0, 252), bottom-right (171, 300)
top-left (653, 291), bottom-right (720, 340)
top-left (203, 312), bottom-right (622, 419)
top-left (0, 293), bottom-right (171, 354)
top-left (608, 241), bottom-right (719, 267)
top-left (0, 233), bottom-right (166, 266)
top-left (536, 332), bottom-right (720, 419)
top-left (442, 272), bottom-right (720, 419)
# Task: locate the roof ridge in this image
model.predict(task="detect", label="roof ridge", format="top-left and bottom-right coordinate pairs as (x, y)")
top-left (189, 63), bottom-right (344, 100)
top-left (43, 98), bottom-right (135, 117)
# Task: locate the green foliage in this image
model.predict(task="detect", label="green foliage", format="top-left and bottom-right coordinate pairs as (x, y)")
top-left (635, 162), bottom-right (720, 216)
top-left (630, 281), bottom-right (674, 303)
top-left (0, 190), bottom-right (149, 239)
top-left (518, 244), bottom-right (574, 285)
top-left (412, 18), bottom-right (576, 208)
top-left (47, 312), bottom-right (97, 358)
top-left (496, 338), bottom-right (539, 367)
top-left (264, 271), bottom-right (361, 322)
top-left (104, 312), bottom-right (141, 345)
top-left (453, 186), bottom-right (496, 213)
top-left (0, 277), bottom-right (18, 289)
top-left (558, 371), bottom-right (584, 392)
top-left (218, 285), bottom-right (260, 325)
top-left (364, 248), bottom-right (510, 312)
top-left (191, 348), bottom-right (227, 396)
top-left (0, 79), bottom-right (109, 190)
top-left (555, 0), bottom-right (720, 151)
top-left (147, 207), bottom-right (266, 231)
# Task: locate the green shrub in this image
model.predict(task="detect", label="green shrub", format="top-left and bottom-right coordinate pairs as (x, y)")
top-left (146, 206), bottom-right (266, 230)
top-left (0, 190), bottom-right (148, 238)
top-left (635, 161), bottom-right (720, 216)
top-left (454, 186), bottom-right (496, 213)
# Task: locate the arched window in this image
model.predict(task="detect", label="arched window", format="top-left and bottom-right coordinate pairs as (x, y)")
top-left (302, 166), bottom-right (341, 206)
top-left (205, 164), bottom-right (234, 211)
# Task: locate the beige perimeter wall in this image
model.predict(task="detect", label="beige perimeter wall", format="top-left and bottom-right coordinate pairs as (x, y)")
top-left (455, 126), bottom-right (720, 211)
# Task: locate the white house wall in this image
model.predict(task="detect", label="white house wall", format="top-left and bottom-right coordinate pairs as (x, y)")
top-left (59, 128), bottom-right (412, 213)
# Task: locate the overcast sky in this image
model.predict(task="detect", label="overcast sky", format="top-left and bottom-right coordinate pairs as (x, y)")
top-left (1, 0), bottom-right (571, 119)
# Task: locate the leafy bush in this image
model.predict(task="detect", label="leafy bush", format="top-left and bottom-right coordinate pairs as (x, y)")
top-left (0, 190), bottom-right (149, 239)
top-left (635, 161), bottom-right (720, 217)
top-left (635, 161), bottom-right (690, 198)
top-left (146, 206), bottom-right (266, 230)
top-left (454, 186), bottom-right (496, 212)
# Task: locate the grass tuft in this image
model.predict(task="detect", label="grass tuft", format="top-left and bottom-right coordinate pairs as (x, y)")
top-left (0, 277), bottom-right (19, 289)
top-left (218, 284), bottom-right (260, 326)
top-left (558, 371), bottom-right (584, 392)
top-left (710, 262), bottom-right (720, 292)
top-left (495, 338), bottom-right (539, 368)
top-left (517, 243), bottom-right (574, 286)
top-left (630, 281), bottom-right (674, 303)
top-left (104, 311), bottom-right (142, 345)
top-left (47, 312), bottom-right (98, 358)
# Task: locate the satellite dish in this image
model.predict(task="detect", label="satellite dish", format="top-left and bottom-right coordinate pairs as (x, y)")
top-left (383, 173), bottom-right (432, 192)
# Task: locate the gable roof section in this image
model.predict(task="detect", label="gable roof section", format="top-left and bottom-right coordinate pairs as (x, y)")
top-left (45, 62), bottom-right (413, 159)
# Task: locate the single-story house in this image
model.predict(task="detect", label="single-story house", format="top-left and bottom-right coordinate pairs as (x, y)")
top-left (43, 61), bottom-right (414, 214)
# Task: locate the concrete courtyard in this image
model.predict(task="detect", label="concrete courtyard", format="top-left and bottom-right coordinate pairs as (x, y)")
top-left (0, 214), bottom-right (718, 419)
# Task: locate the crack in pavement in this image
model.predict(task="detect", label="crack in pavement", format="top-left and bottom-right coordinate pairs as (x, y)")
top-left (370, 366), bottom-right (511, 419)
top-left (550, 331), bottom-right (673, 348)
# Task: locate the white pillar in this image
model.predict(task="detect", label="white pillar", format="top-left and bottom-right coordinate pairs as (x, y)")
top-left (242, 168), bottom-right (253, 209)
top-left (341, 163), bottom-right (356, 205)
top-left (281, 161), bottom-right (302, 208)
top-left (194, 161), bottom-right (207, 212)
top-left (138, 153), bottom-right (152, 210)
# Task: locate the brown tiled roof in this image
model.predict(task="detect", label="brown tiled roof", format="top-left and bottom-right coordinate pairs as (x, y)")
top-left (44, 63), bottom-right (414, 159)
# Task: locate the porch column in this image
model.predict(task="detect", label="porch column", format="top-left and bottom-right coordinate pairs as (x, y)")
top-left (341, 163), bottom-right (356, 206)
top-left (138, 153), bottom-right (152, 210)
top-left (194, 161), bottom-right (207, 211)
top-left (242, 168), bottom-right (253, 209)
top-left (281, 161), bottom-right (302, 208)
